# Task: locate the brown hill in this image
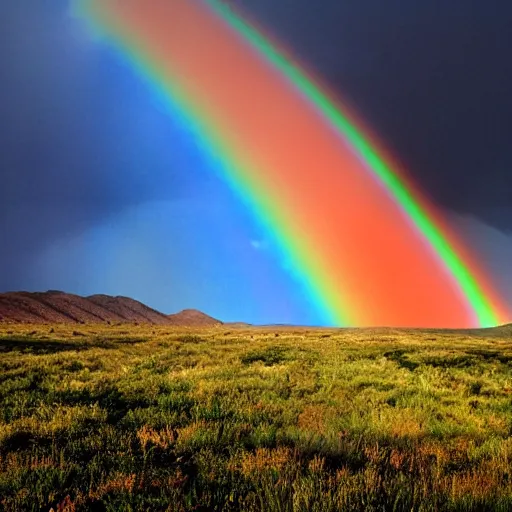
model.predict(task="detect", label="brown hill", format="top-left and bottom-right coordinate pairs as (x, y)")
top-left (0, 291), bottom-right (220, 326)
top-left (87, 294), bottom-right (171, 325)
top-left (167, 309), bottom-right (222, 326)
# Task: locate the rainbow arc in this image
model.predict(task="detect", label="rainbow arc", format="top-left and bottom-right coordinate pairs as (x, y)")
top-left (77, 0), bottom-right (508, 327)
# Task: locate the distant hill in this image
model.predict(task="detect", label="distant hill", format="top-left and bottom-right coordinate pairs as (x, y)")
top-left (0, 291), bottom-right (222, 326)
top-left (462, 323), bottom-right (512, 337)
top-left (167, 309), bottom-right (223, 326)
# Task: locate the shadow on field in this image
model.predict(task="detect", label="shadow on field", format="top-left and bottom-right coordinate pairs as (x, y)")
top-left (56, 386), bottom-right (153, 424)
top-left (1, 430), bottom-right (54, 453)
top-left (0, 337), bottom-right (146, 354)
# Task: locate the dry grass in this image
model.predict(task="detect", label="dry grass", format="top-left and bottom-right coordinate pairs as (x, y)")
top-left (0, 323), bottom-right (512, 510)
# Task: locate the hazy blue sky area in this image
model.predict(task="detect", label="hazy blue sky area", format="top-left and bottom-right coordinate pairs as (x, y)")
top-left (0, 0), bottom-right (511, 322)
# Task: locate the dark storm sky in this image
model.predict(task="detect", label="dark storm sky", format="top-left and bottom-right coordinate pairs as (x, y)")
top-left (0, 0), bottom-right (511, 319)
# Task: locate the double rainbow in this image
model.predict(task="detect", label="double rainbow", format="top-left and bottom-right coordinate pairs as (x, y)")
top-left (77, 0), bottom-right (508, 327)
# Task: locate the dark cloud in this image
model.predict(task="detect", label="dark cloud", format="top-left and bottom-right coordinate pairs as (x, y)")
top-left (0, 1), bottom-right (214, 289)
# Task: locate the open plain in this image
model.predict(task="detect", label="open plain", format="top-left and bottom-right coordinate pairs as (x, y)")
top-left (1, 323), bottom-right (512, 511)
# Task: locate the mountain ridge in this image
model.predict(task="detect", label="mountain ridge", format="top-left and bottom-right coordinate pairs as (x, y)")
top-left (0, 291), bottom-right (222, 326)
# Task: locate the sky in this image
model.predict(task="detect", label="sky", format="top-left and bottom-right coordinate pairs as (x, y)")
top-left (0, 0), bottom-right (511, 324)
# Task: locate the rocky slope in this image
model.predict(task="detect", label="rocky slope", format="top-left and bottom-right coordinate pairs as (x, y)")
top-left (0, 291), bottom-right (221, 326)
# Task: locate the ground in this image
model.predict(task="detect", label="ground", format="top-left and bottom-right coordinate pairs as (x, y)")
top-left (0, 323), bottom-right (511, 511)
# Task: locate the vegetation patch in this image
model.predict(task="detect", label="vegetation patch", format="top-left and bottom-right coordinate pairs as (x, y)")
top-left (241, 346), bottom-right (290, 366)
top-left (174, 334), bottom-right (207, 344)
top-left (383, 349), bottom-right (419, 371)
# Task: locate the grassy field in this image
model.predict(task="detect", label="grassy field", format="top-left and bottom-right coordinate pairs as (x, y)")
top-left (0, 323), bottom-right (512, 511)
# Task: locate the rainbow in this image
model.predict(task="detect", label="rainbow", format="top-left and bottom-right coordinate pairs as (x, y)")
top-left (76, 0), bottom-right (508, 327)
